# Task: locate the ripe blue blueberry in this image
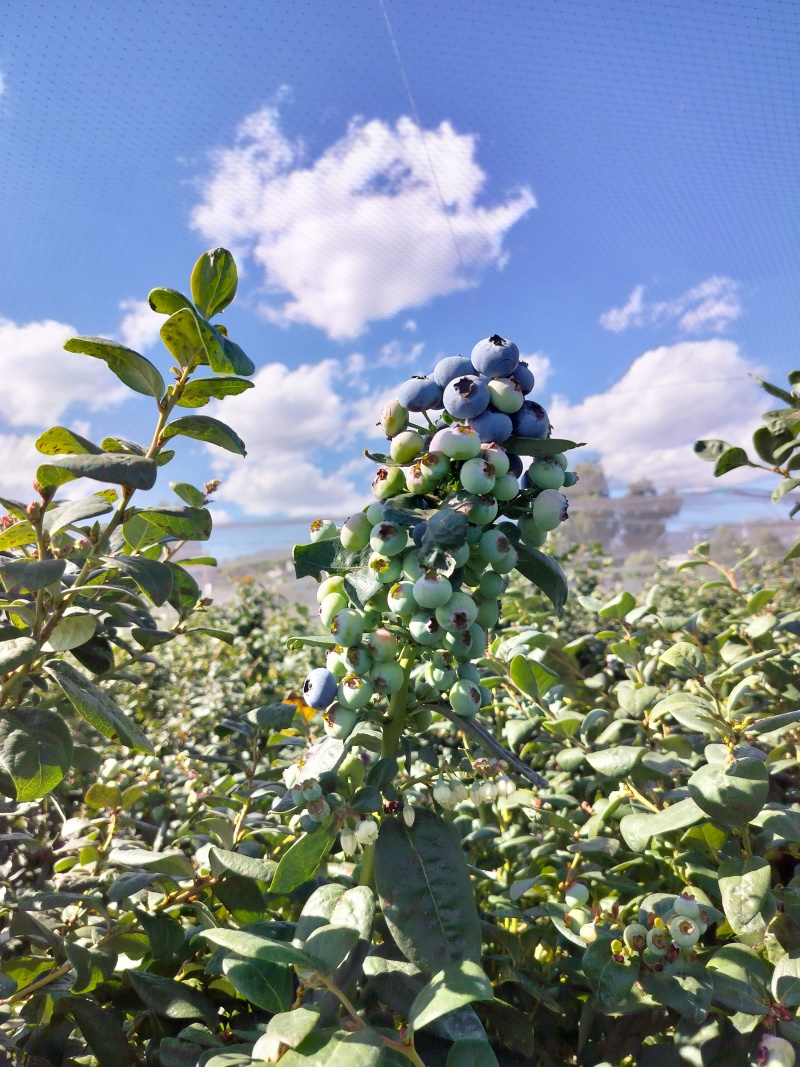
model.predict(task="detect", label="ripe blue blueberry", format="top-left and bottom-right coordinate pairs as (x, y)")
top-left (507, 452), bottom-right (524, 478)
top-left (412, 521), bottom-right (427, 548)
top-left (303, 667), bottom-right (338, 710)
top-left (468, 408), bottom-right (513, 443)
top-left (511, 400), bottom-right (551, 440)
top-left (432, 355), bottom-right (475, 388)
top-left (470, 335), bottom-right (520, 379)
top-left (510, 360), bottom-right (535, 394)
top-left (443, 375), bottom-right (491, 420)
top-left (397, 376), bottom-right (443, 412)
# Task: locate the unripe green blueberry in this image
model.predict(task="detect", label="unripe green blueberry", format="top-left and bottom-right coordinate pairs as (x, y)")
top-left (552, 452), bottom-right (569, 470)
top-left (361, 605), bottom-right (382, 631)
top-left (460, 457), bottom-right (496, 495)
top-left (370, 521), bottom-right (408, 556)
top-left (435, 590), bottom-right (478, 632)
top-left (580, 923), bottom-right (598, 945)
top-left (310, 518), bottom-right (338, 542)
top-left (370, 660), bottom-right (404, 693)
top-left (340, 513), bottom-right (372, 552)
top-left (518, 515), bottom-right (548, 546)
top-left (476, 597), bottom-right (499, 629)
top-left (466, 524), bottom-right (483, 545)
top-left (413, 572), bottom-right (453, 609)
top-left (527, 458), bottom-right (565, 490)
top-left (492, 545), bottom-right (518, 574)
top-left (364, 628), bottom-right (397, 662)
top-left (457, 662), bottom-right (480, 683)
top-left (562, 470), bottom-right (579, 488)
top-left (390, 430), bottom-right (424, 464)
top-left (373, 466), bottom-right (406, 500)
top-left (564, 882), bottom-right (589, 907)
top-left (493, 473), bottom-right (520, 501)
top-left (381, 399), bottom-right (409, 437)
top-left (388, 580), bottom-right (416, 616)
top-left (469, 495), bottom-right (498, 526)
top-left (478, 684), bottom-right (492, 707)
top-left (342, 644), bottom-right (372, 676)
top-left (414, 676), bottom-right (438, 702)
top-left (646, 927), bottom-right (669, 956)
top-left (443, 627), bottom-right (474, 660)
top-left (405, 462), bottom-right (439, 494)
top-left (402, 550), bottom-right (424, 582)
top-left (409, 610), bottom-right (443, 647)
top-left (479, 528), bottom-right (512, 564)
top-left (479, 570), bottom-right (507, 598)
top-left (482, 444), bottom-right (510, 477)
top-left (330, 609), bottom-right (363, 648)
top-left (424, 660), bottom-right (456, 691)
top-left (368, 553), bottom-right (402, 584)
top-left (532, 489), bottom-right (569, 531)
top-left (440, 423), bottom-right (482, 460)
top-left (326, 649), bottom-right (348, 680)
top-left (324, 705), bottom-right (358, 740)
top-left (673, 893), bottom-right (701, 919)
top-left (623, 923), bottom-right (649, 952)
top-left (467, 623), bottom-right (487, 658)
top-left (366, 501), bottom-right (385, 525)
top-left (419, 450), bottom-right (450, 482)
top-left (320, 592), bottom-right (348, 628)
top-left (487, 377), bottom-right (524, 414)
top-left (338, 673), bottom-right (373, 710)
top-left (408, 706), bottom-right (434, 731)
top-left (568, 907), bottom-right (592, 929)
top-left (317, 575), bottom-right (345, 603)
top-left (338, 752), bottom-right (366, 792)
top-left (668, 916), bottom-right (700, 948)
top-left (449, 678), bottom-right (482, 718)
top-left (446, 541), bottom-right (471, 568)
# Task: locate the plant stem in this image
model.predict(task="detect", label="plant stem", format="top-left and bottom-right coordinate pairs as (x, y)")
top-left (359, 841), bottom-right (376, 889)
top-left (381, 644), bottom-right (416, 761)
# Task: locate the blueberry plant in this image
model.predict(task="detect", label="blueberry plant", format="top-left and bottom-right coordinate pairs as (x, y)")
top-left (0, 247), bottom-right (252, 803)
top-left (1, 331), bottom-right (800, 1067)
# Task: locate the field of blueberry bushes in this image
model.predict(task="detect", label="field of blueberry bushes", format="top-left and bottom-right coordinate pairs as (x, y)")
top-left (0, 251), bottom-right (799, 1067)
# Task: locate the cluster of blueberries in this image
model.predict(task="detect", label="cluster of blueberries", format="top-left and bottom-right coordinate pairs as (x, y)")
top-left (302, 335), bottom-right (576, 743)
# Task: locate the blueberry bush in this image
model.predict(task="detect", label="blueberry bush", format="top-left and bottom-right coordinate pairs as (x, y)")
top-left (1, 323), bottom-right (800, 1067)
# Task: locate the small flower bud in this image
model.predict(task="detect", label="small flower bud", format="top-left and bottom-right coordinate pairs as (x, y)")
top-left (479, 780), bottom-right (498, 803)
top-left (340, 828), bottom-right (357, 856)
top-left (433, 780), bottom-right (456, 809)
top-left (403, 803), bottom-right (415, 827)
top-left (496, 776), bottom-right (516, 797)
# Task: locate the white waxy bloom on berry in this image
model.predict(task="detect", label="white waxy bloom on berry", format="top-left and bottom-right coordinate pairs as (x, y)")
top-left (496, 776), bottom-right (516, 797)
top-left (340, 828), bottom-right (357, 856)
top-left (668, 915), bottom-right (700, 948)
top-left (673, 892), bottom-right (701, 919)
top-left (580, 923), bottom-right (598, 945)
top-left (564, 882), bottom-right (590, 908)
top-left (646, 927), bottom-right (669, 956)
top-left (355, 818), bottom-right (379, 845)
top-left (760, 1035), bottom-right (796, 1067)
top-left (403, 803), bottom-right (415, 827)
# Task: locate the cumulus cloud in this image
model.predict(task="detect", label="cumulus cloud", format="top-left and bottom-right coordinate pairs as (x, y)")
top-left (0, 433), bottom-right (42, 498)
top-left (375, 339), bottom-right (426, 368)
top-left (600, 277), bottom-right (742, 335)
top-left (191, 104), bottom-right (535, 339)
top-left (0, 316), bottom-right (125, 428)
top-left (549, 340), bottom-right (764, 489)
top-left (208, 360), bottom-right (384, 517)
top-left (521, 352), bottom-right (552, 392)
top-left (118, 298), bottom-right (163, 351)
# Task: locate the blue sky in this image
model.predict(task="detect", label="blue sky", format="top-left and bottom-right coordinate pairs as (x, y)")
top-left (0, 0), bottom-right (797, 553)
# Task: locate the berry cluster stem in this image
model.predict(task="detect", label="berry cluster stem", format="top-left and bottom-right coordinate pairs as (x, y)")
top-left (381, 644), bottom-right (416, 761)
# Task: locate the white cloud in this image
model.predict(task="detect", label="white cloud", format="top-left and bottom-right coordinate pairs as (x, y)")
top-left (600, 277), bottom-right (742, 335)
top-left (118, 298), bottom-right (163, 351)
top-left (549, 340), bottom-right (764, 489)
top-left (0, 72), bottom-right (5, 98)
top-left (208, 359), bottom-right (385, 517)
top-left (522, 351), bottom-right (552, 392)
top-left (0, 433), bottom-right (41, 499)
top-left (403, 320), bottom-right (417, 332)
top-left (376, 339), bottom-right (426, 368)
top-left (191, 104), bottom-right (535, 339)
top-left (0, 316), bottom-right (125, 428)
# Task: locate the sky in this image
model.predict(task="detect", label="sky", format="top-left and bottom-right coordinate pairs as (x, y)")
top-left (0, 0), bottom-right (798, 556)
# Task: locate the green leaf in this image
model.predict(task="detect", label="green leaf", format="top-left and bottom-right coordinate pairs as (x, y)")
top-left (714, 447), bottom-right (751, 476)
top-left (68, 996), bottom-right (134, 1067)
top-left (279, 1028), bottom-right (385, 1067)
top-left (170, 480), bottom-right (206, 507)
top-left (514, 545), bottom-right (568, 616)
top-left (706, 944), bottom-right (770, 1015)
top-left (619, 797), bottom-right (705, 851)
top-left (718, 857), bottom-right (773, 936)
top-left (133, 908), bottom-right (186, 963)
top-left (64, 336), bottom-right (165, 398)
top-left (0, 707), bottom-right (72, 801)
top-left (447, 1040), bottom-right (499, 1067)
top-left (0, 636), bottom-right (38, 675)
top-left (209, 848), bottom-right (275, 883)
top-left (409, 960), bottom-right (493, 1033)
top-left (44, 612), bottom-right (96, 652)
top-left (505, 437), bottom-right (582, 456)
top-left (148, 286), bottom-right (194, 315)
top-left (123, 506), bottom-right (212, 548)
top-left (652, 692), bottom-right (725, 738)
top-left (639, 967), bottom-right (712, 1025)
top-left (582, 937), bottom-right (638, 1008)
top-left (660, 641), bottom-right (707, 676)
top-left (303, 924), bottom-right (360, 974)
top-left (198, 319), bottom-right (255, 376)
top-left (586, 745), bottom-right (643, 777)
top-left (270, 830), bottom-right (336, 894)
top-left (598, 591), bottom-right (636, 619)
top-left (772, 952), bottom-right (800, 1006)
top-left (749, 710), bottom-right (800, 734)
top-left (162, 415), bottom-right (246, 456)
top-left (509, 654), bottom-right (539, 699)
top-left (107, 846), bottom-right (195, 877)
top-left (688, 758), bottom-right (769, 827)
top-left (293, 538), bottom-right (367, 581)
top-left (85, 782), bottom-right (122, 808)
top-left (66, 943), bottom-right (116, 994)
top-left (693, 438), bottom-right (730, 463)
top-left (47, 660), bottom-right (153, 753)
top-left (745, 588), bottom-right (776, 613)
top-left (191, 247), bottom-right (239, 318)
top-left (200, 928), bottom-right (316, 969)
top-left (36, 426), bottom-right (102, 456)
top-left (265, 1007), bottom-right (322, 1049)
top-left (160, 308), bottom-right (208, 368)
top-left (177, 376), bottom-right (254, 409)
top-left (0, 558), bottom-right (66, 592)
top-left (37, 454), bottom-right (157, 491)
top-left (101, 554), bottom-right (173, 606)
top-left (222, 955), bottom-right (293, 1013)
top-left (44, 494), bottom-right (113, 534)
top-left (127, 971), bottom-right (217, 1028)
top-left (374, 809), bottom-right (481, 974)
top-left (0, 521), bottom-right (36, 549)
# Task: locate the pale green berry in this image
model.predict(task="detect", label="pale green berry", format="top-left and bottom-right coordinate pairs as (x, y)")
top-left (369, 552), bottom-right (403, 584)
top-left (552, 452), bottom-right (568, 470)
top-left (326, 650), bottom-right (348, 680)
top-left (342, 644), bottom-right (372, 676)
top-left (370, 660), bottom-right (404, 694)
top-left (366, 501), bottom-right (385, 525)
top-left (424, 660), bottom-right (456, 691)
top-left (320, 592), bottom-right (348, 628)
top-left (668, 916), bottom-right (700, 948)
top-left (381, 399), bottom-right (409, 437)
top-left (435, 590), bottom-right (478, 632)
top-left (580, 923), bottom-right (598, 944)
top-left (673, 893), bottom-right (701, 919)
top-left (646, 928), bottom-right (669, 956)
top-left (364, 628), bottom-right (397, 662)
top-left (310, 518), bottom-right (338, 542)
top-left (446, 541), bottom-right (471, 568)
top-left (413, 572), bottom-right (453, 609)
top-left (338, 673), bottom-right (373, 710)
top-left (475, 597), bottom-right (499, 629)
top-left (493, 473), bottom-right (520, 501)
top-left (532, 489), bottom-right (569, 531)
top-left (518, 515), bottom-right (547, 546)
top-left (482, 443), bottom-right (510, 476)
top-left (478, 684), bottom-right (492, 707)
top-left (390, 430), bottom-right (424, 464)
top-left (324, 705), bottom-right (357, 740)
top-left (460, 457), bottom-right (496, 495)
top-left (440, 424), bottom-right (482, 460)
top-left (330, 609), bottom-right (363, 648)
top-left (405, 462), bottom-right (439, 494)
top-left (479, 527), bottom-right (512, 564)
top-left (370, 521), bottom-right (408, 556)
top-left (373, 466), bottom-right (406, 500)
top-left (487, 377), bottom-right (524, 413)
top-left (479, 570), bottom-right (507, 598)
top-left (443, 628), bottom-right (474, 660)
top-left (409, 611), bottom-right (442, 647)
top-left (340, 513), bottom-right (372, 552)
top-left (402, 549), bottom-right (424, 582)
top-left (407, 706), bottom-right (433, 731)
top-left (469, 495), bottom-right (498, 526)
top-left (317, 575), bottom-right (345, 604)
top-left (528, 458), bottom-right (565, 490)
top-left (492, 545), bottom-right (518, 574)
top-left (387, 580), bottom-right (416, 616)
top-left (419, 450), bottom-right (450, 482)
top-left (457, 662), bottom-right (480, 683)
top-left (564, 882), bottom-right (589, 907)
top-left (449, 678), bottom-right (482, 718)
top-left (623, 923), bottom-right (649, 952)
